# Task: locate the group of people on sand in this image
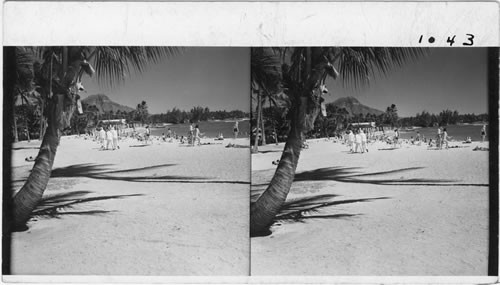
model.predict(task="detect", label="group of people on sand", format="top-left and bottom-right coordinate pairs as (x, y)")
top-left (431, 126), bottom-right (450, 149)
top-left (345, 129), bottom-right (368, 153)
top-left (338, 123), bottom-right (488, 153)
top-left (161, 128), bottom-right (176, 143)
top-left (97, 125), bottom-right (120, 150)
top-left (187, 123), bottom-right (202, 146)
top-left (99, 121), bottom-right (243, 147)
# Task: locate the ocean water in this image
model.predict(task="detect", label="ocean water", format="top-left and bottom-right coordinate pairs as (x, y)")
top-left (398, 124), bottom-right (488, 142)
top-left (150, 120), bottom-right (250, 139)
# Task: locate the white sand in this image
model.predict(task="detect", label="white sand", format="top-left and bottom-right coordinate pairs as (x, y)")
top-left (251, 139), bottom-right (489, 275)
top-left (10, 135), bottom-right (250, 275)
top-left (8, 136), bottom-right (491, 276)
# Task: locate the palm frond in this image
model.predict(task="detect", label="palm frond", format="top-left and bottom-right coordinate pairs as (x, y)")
top-left (92, 47), bottom-right (181, 87)
top-left (251, 47), bottom-right (281, 92)
top-left (337, 47), bottom-right (427, 89)
top-left (13, 47), bottom-right (37, 92)
top-left (280, 47), bottom-right (427, 92)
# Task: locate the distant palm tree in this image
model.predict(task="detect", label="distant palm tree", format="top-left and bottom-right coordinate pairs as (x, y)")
top-left (9, 46), bottom-right (178, 230)
top-left (251, 48), bottom-right (281, 152)
top-left (250, 47), bottom-right (426, 235)
top-left (6, 47), bottom-right (38, 142)
top-left (385, 103), bottom-right (398, 128)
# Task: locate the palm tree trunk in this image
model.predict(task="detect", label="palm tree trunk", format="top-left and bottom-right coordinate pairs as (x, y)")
top-left (12, 94), bottom-right (70, 229)
top-left (39, 100), bottom-right (44, 140)
top-left (26, 125), bottom-right (31, 142)
top-left (250, 127), bottom-right (302, 234)
top-left (261, 99), bottom-right (266, 145)
top-left (12, 47), bottom-right (76, 229)
top-left (13, 115), bottom-right (19, 143)
top-left (22, 95), bottom-right (31, 142)
top-left (250, 96), bottom-right (319, 234)
top-left (253, 90), bottom-right (262, 152)
top-left (270, 100), bottom-right (278, 144)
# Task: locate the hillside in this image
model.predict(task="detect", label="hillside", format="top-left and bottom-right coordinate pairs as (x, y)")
top-left (82, 94), bottom-right (134, 114)
top-left (330, 96), bottom-right (384, 117)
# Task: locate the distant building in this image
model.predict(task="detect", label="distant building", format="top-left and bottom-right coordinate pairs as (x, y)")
top-left (98, 119), bottom-right (127, 126)
top-left (349, 122), bottom-right (376, 128)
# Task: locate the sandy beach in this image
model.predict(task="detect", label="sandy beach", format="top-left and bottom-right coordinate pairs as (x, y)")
top-left (10, 135), bottom-right (250, 275)
top-left (251, 139), bottom-right (489, 275)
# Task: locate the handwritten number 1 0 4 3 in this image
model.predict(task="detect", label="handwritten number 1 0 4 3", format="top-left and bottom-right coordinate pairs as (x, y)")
top-left (418, 34), bottom-right (474, 46)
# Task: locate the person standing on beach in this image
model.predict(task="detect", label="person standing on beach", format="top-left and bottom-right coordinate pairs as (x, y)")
top-left (437, 127), bottom-right (442, 149)
top-left (354, 129), bottom-right (362, 153)
top-left (233, 121), bottom-right (239, 140)
top-left (105, 127), bottom-right (113, 150)
top-left (348, 130), bottom-right (355, 152)
top-left (111, 126), bottom-right (119, 149)
top-left (194, 124), bottom-right (201, 146)
top-left (189, 123), bottom-right (194, 146)
top-left (145, 125), bottom-right (151, 145)
top-left (442, 128), bottom-right (449, 149)
top-left (394, 128), bottom-right (400, 148)
top-left (481, 124), bottom-right (487, 143)
top-left (416, 131), bottom-right (421, 146)
top-left (99, 127), bottom-right (106, 149)
top-left (360, 129), bottom-right (367, 153)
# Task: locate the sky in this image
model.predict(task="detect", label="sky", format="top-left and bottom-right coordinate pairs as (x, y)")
top-left (84, 47), bottom-right (250, 114)
top-left (83, 47), bottom-right (488, 117)
top-left (324, 48), bottom-right (488, 117)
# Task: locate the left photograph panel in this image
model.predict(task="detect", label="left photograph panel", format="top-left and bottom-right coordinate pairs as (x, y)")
top-left (3, 47), bottom-right (251, 275)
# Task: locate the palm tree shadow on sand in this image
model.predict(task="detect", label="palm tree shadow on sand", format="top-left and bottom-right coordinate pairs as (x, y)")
top-left (250, 193), bottom-right (389, 237)
top-left (250, 165), bottom-right (487, 237)
top-left (50, 163), bottom-right (249, 184)
top-left (293, 166), bottom-right (488, 186)
top-left (13, 191), bottom-right (144, 232)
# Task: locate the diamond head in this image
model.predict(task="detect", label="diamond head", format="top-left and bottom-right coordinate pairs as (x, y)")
top-left (329, 96), bottom-right (384, 117)
top-left (81, 94), bottom-right (135, 114)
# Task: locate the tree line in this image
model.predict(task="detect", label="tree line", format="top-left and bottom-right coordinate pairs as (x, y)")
top-left (254, 101), bottom-right (488, 143)
top-left (148, 106), bottom-right (248, 124)
top-left (14, 97), bottom-right (249, 139)
top-left (399, 110), bottom-right (488, 128)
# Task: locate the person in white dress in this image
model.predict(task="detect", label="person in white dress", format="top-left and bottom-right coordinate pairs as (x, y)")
top-left (111, 126), bottom-right (119, 149)
top-left (360, 129), bottom-right (367, 153)
top-left (194, 125), bottom-right (201, 146)
top-left (347, 130), bottom-right (355, 152)
top-left (105, 127), bottom-right (113, 150)
top-left (99, 127), bottom-right (106, 149)
top-left (189, 123), bottom-right (194, 146)
top-left (354, 130), bottom-right (362, 153)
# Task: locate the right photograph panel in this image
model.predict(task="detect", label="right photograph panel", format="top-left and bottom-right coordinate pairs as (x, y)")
top-left (250, 47), bottom-right (489, 275)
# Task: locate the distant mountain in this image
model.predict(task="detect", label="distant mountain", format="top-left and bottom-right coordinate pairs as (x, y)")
top-left (82, 94), bottom-right (134, 114)
top-left (330, 96), bottom-right (384, 117)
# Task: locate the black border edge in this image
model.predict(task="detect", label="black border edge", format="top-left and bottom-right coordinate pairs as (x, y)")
top-left (487, 47), bottom-right (499, 277)
top-left (2, 46), bottom-right (14, 275)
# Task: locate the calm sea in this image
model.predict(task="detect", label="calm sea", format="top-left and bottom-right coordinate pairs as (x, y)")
top-left (151, 120), bottom-right (250, 139)
top-left (398, 124), bottom-right (488, 141)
